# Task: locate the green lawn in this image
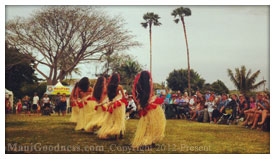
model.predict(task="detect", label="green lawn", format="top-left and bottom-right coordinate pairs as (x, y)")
top-left (5, 114), bottom-right (269, 154)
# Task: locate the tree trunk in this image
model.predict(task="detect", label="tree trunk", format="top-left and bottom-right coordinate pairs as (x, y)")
top-left (58, 71), bottom-right (66, 84)
top-left (181, 17), bottom-right (191, 97)
top-left (149, 23), bottom-right (152, 76)
top-left (47, 79), bottom-right (53, 85)
top-left (52, 79), bottom-right (58, 85)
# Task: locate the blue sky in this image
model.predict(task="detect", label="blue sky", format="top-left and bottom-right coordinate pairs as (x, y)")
top-left (5, 5), bottom-right (270, 90)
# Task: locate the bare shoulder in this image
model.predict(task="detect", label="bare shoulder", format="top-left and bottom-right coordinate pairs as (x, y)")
top-left (118, 85), bottom-right (123, 90)
top-left (89, 87), bottom-right (93, 92)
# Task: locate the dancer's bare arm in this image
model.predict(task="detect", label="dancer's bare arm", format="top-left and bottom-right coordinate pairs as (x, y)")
top-left (118, 85), bottom-right (125, 99)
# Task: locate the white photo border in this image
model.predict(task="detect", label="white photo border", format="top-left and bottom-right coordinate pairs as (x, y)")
top-left (1, 0), bottom-right (273, 159)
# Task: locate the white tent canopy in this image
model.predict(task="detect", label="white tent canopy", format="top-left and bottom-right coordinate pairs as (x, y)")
top-left (46, 81), bottom-right (73, 96)
top-left (5, 88), bottom-right (14, 107)
top-left (55, 81), bottom-right (64, 87)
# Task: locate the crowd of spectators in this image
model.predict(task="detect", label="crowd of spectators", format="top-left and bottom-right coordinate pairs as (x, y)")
top-left (7, 92), bottom-right (69, 116)
top-left (6, 88), bottom-right (270, 131)
top-left (159, 89), bottom-right (270, 130)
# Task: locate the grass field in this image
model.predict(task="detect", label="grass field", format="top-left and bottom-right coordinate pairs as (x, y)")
top-left (5, 114), bottom-right (270, 154)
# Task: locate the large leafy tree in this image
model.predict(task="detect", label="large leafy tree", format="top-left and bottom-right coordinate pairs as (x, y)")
top-left (6, 6), bottom-right (138, 85)
top-left (207, 80), bottom-right (229, 94)
top-left (166, 69), bottom-right (205, 94)
top-left (5, 44), bottom-right (40, 98)
top-left (19, 82), bottom-right (47, 99)
top-left (227, 65), bottom-right (266, 95)
top-left (171, 7), bottom-right (192, 97)
top-left (141, 12), bottom-right (161, 76)
top-left (210, 80), bottom-right (229, 95)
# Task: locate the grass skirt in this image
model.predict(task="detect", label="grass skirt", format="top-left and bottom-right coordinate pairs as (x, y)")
top-left (84, 97), bottom-right (108, 132)
top-left (132, 105), bottom-right (166, 148)
top-left (97, 95), bottom-right (126, 139)
top-left (75, 107), bottom-right (85, 131)
top-left (70, 106), bottom-right (79, 123)
top-left (83, 97), bottom-right (97, 128)
top-left (75, 97), bottom-right (89, 131)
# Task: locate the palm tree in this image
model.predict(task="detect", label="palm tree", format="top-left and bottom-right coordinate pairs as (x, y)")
top-left (141, 12), bottom-right (161, 76)
top-left (171, 7), bottom-right (192, 96)
top-left (227, 66), bottom-right (266, 95)
top-left (120, 60), bottom-right (142, 93)
top-left (121, 61), bottom-right (142, 84)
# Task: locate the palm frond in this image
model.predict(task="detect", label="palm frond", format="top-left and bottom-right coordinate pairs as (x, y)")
top-left (141, 22), bottom-right (148, 28)
top-left (183, 8), bottom-right (192, 16)
top-left (245, 69), bottom-right (251, 81)
top-left (143, 13), bottom-right (151, 20)
top-left (235, 68), bottom-right (242, 89)
top-left (174, 19), bottom-right (180, 23)
top-left (142, 12), bottom-right (161, 27)
top-left (249, 80), bottom-right (266, 90)
top-left (227, 68), bottom-right (240, 89)
top-left (153, 21), bottom-right (161, 26)
top-left (240, 66), bottom-right (247, 90)
top-left (171, 10), bottom-right (177, 17)
top-left (246, 70), bottom-right (261, 88)
top-left (172, 7), bottom-right (191, 24)
top-left (228, 66), bottom-right (265, 94)
top-left (153, 14), bottom-right (160, 20)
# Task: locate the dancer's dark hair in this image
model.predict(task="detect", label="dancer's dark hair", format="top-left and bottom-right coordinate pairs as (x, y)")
top-left (93, 76), bottom-right (105, 102)
top-left (133, 71), bottom-right (152, 109)
top-left (78, 77), bottom-right (90, 92)
top-left (107, 73), bottom-right (120, 101)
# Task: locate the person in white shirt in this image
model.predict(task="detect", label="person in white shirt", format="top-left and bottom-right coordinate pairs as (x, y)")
top-left (32, 92), bottom-right (39, 114)
top-left (183, 92), bottom-right (190, 103)
top-left (126, 95), bottom-right (137, 120)
top-left (189, 95), bottom-right (197, 112)
top-left (42, 94), bottom-right (51, 116)
top-left (206, 96), bottom-right (215, 123)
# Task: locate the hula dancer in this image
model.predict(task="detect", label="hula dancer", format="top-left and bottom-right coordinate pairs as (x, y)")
top-left (70, 82), bottom-right (79, 123)
top-left (97, 73), bottom-right (128, 140)
top-left (74, 77), bottom-right (93, 131)
top-left (132, 71), bottom-right (166, 148)
top-left (85, 76), bottom-right (108, 132)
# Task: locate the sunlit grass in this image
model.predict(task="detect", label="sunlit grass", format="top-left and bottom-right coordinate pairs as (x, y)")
top-left (5, 114), bottom-right (269, 154)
